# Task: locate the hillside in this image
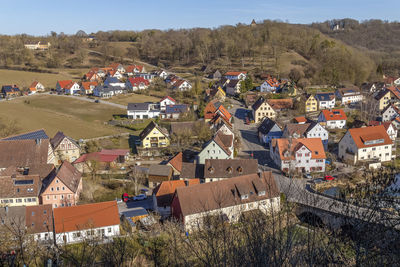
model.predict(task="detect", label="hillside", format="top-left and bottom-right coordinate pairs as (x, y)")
top-left (0, 20), bottom-right (387, 86)
top-left (311, 19), bottom-right (400, 76)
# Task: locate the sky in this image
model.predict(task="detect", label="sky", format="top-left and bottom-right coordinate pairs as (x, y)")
top-left (1, 0), bottom-right (399, 36)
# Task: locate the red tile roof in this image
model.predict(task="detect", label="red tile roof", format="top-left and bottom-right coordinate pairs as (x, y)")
top-left (321, 109), bottom-right (347, 121)
top-left (167, 152), bottom-right (183, 172)
top-left (81, 81), bottom-right (98, 90)
top-left (225, 71), bottom-right (247, 76)
top-left (127, 77), bottom-right (149, 86)
top-left (387, 86), bottom-right (400, 100)
top-left (53, 201), bottom-right (119, 233)
top-left (348, 125), bottom-right (393, 149)
top-left (29, 81), bottom-right (39, 91)
top-left (153, 179), bottom-right (199, 207)
top-left (271, 138), bottom-right (326, 160)
top-left (160, 96), bottom-right (176, 103)
top-left (57, 80), bottom-right (73, 89)
top-left (294, 116), bottom-right (307, 123)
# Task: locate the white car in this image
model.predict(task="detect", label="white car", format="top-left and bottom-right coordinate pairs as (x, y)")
top-left (133, 194), bottom-right (147, 201)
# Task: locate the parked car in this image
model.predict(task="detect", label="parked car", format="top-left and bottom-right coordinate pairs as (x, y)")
top-left (133, 194), bottom-right (147, 201)
top-left (94, 99), bottom-right (100, 103)
top-left (324, 175), bottom-right (335, 181)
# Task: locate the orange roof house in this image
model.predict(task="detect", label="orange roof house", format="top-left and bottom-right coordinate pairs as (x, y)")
top-left (53, 200), bottom-right (120, 244)
top-left (29, 81), bottom-right (45, 93)
top-left (271, 138), bottom-right (326, 173)
top-left (318, 109), bottom-right (347, 129)
top-left (167, 152), bottom-right (184, 175)
top-left (152, 179), bottom-right (199, 216)
top-left (204, 100), bottom-right (232, 123)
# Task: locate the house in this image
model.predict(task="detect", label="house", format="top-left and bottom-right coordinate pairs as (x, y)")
top-left (369, 121), bottom-right (398, 141)
top-left (283, 122), bottom-right (329, 148)
top-left (126, 77), bottom-right (150, 91)
top-left (260, 77), bottom-right (285, 93)
top-left (125, 65), bottom-right (145, 75)
top-left (134, 72), bottom-right (157, 81)
top-left (206, 86), bottom-right (226, 102)
top-left (382, 104), bottom-right (400, 122)
top-left (305, 95), bottom-right (318, 112)
top-left (204, 100), bottom-right (232, 123)
top-left (155, 70), bottom-right (168, 80)
top-left (56, 80), bottom-right (80, 95)
top-left (338, 125), bottom-right (393, 165)
top-left (80, 81), bottom-right (98, 95)
top-left (40, 161), bottom-right (83, 208)
top-left (26, 205), bottom-right (54, 242)
top-left (257, 118), bottom-right (282, 145)
top-left (179, 163), bottom-right (204, 181)
top-left (53, 201), bottom-right (120, 245)
top-left (152, 179), bottom-right (200, 218)
top-left (224, 71), bottom-right (247, 81)
top-left (148, 165), bottom-right (173, 188)
top-left (161, 104), bottom-right (189, 119)
top-left (171, 171), bottom-right (280, 231)
top-left (215, 121), bottom-right (234, 138)
top-left (0, 172), bottom-right (41, 207)
top-left (127, 103), bottom-right (160, 119)
top-left (203, 159), bottom-right (258, 183)
top-left (172, 79), bottom-right (192, 91)
top-left (84, 69), bottom-right (102, 82)
top-left (226, 80), bottom-right (241, 95)
top-left (1, 85), bottom-right (20, 98)
top-left (93, 85), bottom-right (125, 98)
top-left (270, 138), bottom-right (326, 173)
top-left (50, 131), bottom-right (80, 164)
top-left (335, 87), bottom-right (363, 105)
top-left (197, 132), bottom-right (234, 164)
top-left (29, 81), bottom-right (45, 94)
top-left (374, 89), bottom-right (392, 111)
top-left (318, 109), bottom-right (347, 129)
top-left (0, 136), bottom-right (56, 169)
top-left (208, 70), bottom-right (222, 79)
top-left (108, 63), bottom-right (125, 74)
top-left (252, 97), bottom-right (293, 123)
top-left (104, 77), bottom-right (125, 89)
top-left (72, 149), bottom-right (129, 173)
top-left (24, 42), bottom-right (50, 50)
top-left (139, 121), bottom-right (170, 148)
top-left (160, 96), bottom-right (176, 110)
top-left (167, 152), bottom-right (184, 175)
top-left (315, 92), bottom-right (335, 109)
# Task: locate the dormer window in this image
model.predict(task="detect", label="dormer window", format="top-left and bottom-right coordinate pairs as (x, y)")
top-left (237, 167), bottom-right (243, 173)
top-left (258, 191), bottom-right (266, 196)
top-left (227, 167), bottom-right (232, 173)
top-left (241, 194), bottom-right (249, 200)
top-left (209, 167), bottom-right (215, 173)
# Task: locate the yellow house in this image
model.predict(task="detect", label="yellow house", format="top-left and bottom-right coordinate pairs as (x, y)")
top-left (252, 98), bottom-right (277, 122)
top-left (375, 90), bottom-right (392, 111)
top-left (305, 95), bottom-right (318, 112)
top-left (139, 121), bottom-right (170, 148)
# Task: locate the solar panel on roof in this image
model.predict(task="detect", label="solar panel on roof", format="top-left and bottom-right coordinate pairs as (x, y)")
top-left (2, 129), bottom-right (48, 141)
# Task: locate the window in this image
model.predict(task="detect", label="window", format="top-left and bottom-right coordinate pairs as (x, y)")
top-left (54, 195), bottom-right (57, 200)
top-left (31, 211), bottom-right (35, 216)
top-left (56, 179), bottom-right (59, 183)
top-left (51, 187), bottom-right (54, 191)
top-left (56, 187), bottom-right (59, 191)
top-left (62, 187), bottom-right (65, 190)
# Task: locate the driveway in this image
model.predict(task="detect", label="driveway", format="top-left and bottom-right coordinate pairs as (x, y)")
top-left (228, 99), bottom-right (271, 165)
top-left (55, 94), bottom-right (126, 109)
top-left (118, 197), bottom-right (154, 214)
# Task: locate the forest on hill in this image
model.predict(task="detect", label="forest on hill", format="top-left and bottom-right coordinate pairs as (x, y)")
top-left (1, 19), bottom-right (400, 86)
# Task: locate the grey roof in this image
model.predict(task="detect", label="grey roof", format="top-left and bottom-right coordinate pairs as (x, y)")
top-left (258, 118), bottom-right (280, 134)
top-left (127, 103), bottom-right (150, 111)
top-left (50, 131), bottom-right (79, 149)
top-left (2, 129), bottom-right (48, 141)
top-left (375, 89), bottom-right (389, 100)
top-left (204, 159), bottom-right (259, 179)
top-left (104, 77), bottom-right (121, 84)
top-left (180, 163), bottom-right (204, 179)
top-left (165, 104), bottom-right (189, 114)
top-left (252, 96), bottom-right (265, 111)
top-left (95, 85), bottom-right (124, 93)
top-left (148, 165), bottom-right (172, 177)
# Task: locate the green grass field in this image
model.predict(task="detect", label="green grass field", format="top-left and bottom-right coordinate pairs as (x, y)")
top-left (0, 94), bottom-right (128, 139)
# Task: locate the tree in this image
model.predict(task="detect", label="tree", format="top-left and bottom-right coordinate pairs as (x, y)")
top-left (240, 76), bottom-right (253, 93)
